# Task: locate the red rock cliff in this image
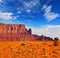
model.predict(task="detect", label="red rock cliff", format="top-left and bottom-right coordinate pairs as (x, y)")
top-left (0, 23), bottom-right (32, 34)
top-left (0, 23), bottom-right (53, 41)
top-left (0, 23), bottom-right (37, 41)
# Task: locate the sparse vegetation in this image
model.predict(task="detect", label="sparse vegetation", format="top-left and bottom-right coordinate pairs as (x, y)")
top-left (21, 43), bottom-right (25, 46)
top-left (54, 38), bottom-right (59, 46)
top-left (0, 41), bottom-right (60, 58)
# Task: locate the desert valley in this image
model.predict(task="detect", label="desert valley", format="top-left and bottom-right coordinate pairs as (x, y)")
top-left (0, 23), bottom-right (60, 58)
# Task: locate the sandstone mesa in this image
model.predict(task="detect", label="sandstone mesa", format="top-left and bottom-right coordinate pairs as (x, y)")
top-left (0, 23), bottom-right (53, 41)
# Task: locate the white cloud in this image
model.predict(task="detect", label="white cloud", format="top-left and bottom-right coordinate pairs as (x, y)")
top-left (44, 5), bottom-right (52, 13)
top-left (26, 10), bottom-right (31, 13)
top-left (42, 5), bottom-right (47, 10)
top-left (0, 0), bottom-right (3, 2)
top-left (26, 25), bottom-right (60, 39)
top-left (0, 12), bottom-right (16, 20)
top-left (43, 5), bottom-right (60, 21)
top-left (23, 0), bottom-right (40, 9)
top-left (44, 12), bottom-right (59, 21)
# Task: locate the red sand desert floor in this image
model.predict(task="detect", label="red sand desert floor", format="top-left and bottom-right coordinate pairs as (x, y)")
top-left (0, 41), bottom-right (60, 58)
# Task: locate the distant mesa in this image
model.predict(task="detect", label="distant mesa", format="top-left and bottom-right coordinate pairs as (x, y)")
top-left (0, 23), bottom-right (53, 41)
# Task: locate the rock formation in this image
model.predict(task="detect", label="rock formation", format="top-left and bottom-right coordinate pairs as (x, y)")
top-left (0, 23), bottom-right (53, 41)
top-left (0, 23), bottom-right (31, 34)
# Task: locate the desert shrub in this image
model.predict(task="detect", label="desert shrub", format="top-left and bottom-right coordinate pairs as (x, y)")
top-left (21, 43), bottom-right (25, 46)
top-left (54, 38), bottom-right (59, 46)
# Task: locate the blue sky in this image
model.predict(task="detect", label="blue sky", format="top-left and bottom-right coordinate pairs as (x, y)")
top-left (0, 0), bottom-right (60, 38)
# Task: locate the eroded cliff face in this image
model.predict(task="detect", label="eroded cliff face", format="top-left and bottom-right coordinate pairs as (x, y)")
top-left (0, 23), bottom-right (38, 41)
top-left (0, 23), bottom-right (31, 34)
top-left (0, 23), bottom-right (53, 42)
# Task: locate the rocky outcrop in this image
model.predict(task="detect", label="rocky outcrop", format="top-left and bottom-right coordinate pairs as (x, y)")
top-left (0, 23), bottom-right (32, 34)
top-left (0, 23), bottom-right (53, 41)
